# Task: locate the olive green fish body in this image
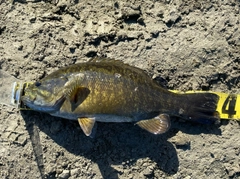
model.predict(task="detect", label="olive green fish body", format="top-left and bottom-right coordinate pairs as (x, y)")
top-left (58, 66), bottom-right (169, 119)
top-left (22, 59), bottom-right (219, 136)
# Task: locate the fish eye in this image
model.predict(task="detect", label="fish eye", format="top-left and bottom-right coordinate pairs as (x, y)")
top-left (35, 81), bottom-right (41, 87)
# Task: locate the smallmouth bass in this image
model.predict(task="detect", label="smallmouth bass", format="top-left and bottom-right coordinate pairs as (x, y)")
top-left (22, 59), bottom-right (219, 136)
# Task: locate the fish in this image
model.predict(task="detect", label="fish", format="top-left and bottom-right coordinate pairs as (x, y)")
top-left (21, 58), bottom-right (220, 136)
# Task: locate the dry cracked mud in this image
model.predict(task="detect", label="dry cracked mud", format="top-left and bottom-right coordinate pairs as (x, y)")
top-left (0, 0), bottom-right (240, 178)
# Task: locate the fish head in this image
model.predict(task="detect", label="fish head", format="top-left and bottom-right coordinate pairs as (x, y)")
top-left (21, 77), bottom-right (67, 112)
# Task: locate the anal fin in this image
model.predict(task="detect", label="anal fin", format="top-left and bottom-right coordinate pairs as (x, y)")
top-left (78, 117), bottom-right (95, 136)
top-left (136, 114), bottom-right (171, 134)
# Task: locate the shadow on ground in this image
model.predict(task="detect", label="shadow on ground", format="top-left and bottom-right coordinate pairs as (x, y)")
top-left (21, 110), bottom-right (222, 178)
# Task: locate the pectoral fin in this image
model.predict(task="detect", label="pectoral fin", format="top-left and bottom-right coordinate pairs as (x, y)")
top-left (69, 87), bottom-right (90, 111)
top-left (78, 117), bottom-right (95, 136)
top-left (64, 74), bottom-right (90, 111)
top-left (136, 114), bottom-right (171, 134)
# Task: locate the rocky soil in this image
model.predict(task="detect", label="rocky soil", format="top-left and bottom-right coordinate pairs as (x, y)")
top-left (0, 0), bottom-right (239, 178)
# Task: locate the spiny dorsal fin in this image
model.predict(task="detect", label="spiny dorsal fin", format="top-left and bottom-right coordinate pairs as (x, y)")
top-left (136, 114), bottom-right (171, 134)
top-left (78, 117), bottom-right (95, 136)
top-left (88, 57), bottom-right (125, 65)
top-left (88, 57), bottom-right (151, 79)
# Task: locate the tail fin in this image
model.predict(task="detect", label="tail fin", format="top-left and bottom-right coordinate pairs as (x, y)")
top-left (178, 93), bottom-right (220, 124)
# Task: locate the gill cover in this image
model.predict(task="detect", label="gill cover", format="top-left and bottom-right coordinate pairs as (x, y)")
top-left (21, 73), bottom-right (89, 113)
top-left (21, 77), bottom-right (68, 112)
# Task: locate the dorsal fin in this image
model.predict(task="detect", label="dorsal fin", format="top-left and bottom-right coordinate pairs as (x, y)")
top-left (88, 57), bottom-right (151, 79)
top-left (88, 57), bottom-right (125, 65)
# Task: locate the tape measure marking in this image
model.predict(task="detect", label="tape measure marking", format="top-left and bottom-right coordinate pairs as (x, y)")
top-left (221, 94), bottom-right (237, 118)
top-left (212, 92), bottom-right (240, 120)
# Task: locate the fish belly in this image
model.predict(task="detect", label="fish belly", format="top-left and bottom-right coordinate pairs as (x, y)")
top-left (50, 112), bottom-right (134, 122)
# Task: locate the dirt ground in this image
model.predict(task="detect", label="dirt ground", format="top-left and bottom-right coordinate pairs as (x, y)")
top-left (0, 0), bottom-right (240, 178)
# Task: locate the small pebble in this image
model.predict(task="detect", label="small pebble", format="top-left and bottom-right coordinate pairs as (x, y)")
top-left (58, 170), bottom-right (70, 179)
top-left (70, 168), bottom-right (80, 176)
top-left (142, 166), bottom-right (153, 176)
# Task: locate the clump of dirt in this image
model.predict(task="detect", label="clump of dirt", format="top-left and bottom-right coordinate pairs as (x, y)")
top-left (0, 0), bottom-right (239, 178)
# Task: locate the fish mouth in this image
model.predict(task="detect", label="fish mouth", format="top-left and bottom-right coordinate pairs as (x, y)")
top-left (21, 96), bottom-right (41, 111)
top-left (21, 95), bottom-right (66, 113)
top-left (11, 82), bottom-right (34, 109)
top-left (20, 96), bottom-right (32, 106)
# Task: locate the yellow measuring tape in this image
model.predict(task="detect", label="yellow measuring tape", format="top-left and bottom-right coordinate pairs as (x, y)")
top-left (212, 92), bottom-right (240, 120)
top-left (171, 90), bottom-right (240, 120)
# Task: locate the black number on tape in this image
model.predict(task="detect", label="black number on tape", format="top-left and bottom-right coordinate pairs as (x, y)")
top-left (222, 94), bottom-right (237, 118)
